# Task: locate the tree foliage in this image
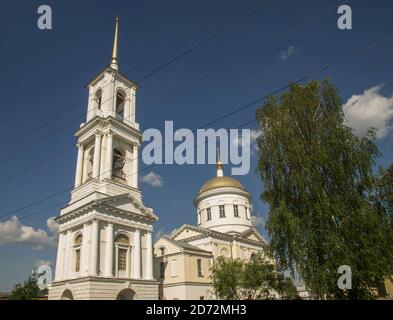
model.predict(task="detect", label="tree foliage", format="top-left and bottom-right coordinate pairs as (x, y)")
top-left (255, 80), bottom-right (393, 299)
top-left (9, 273), bottom-right (41, 300)
top-left (210, 253), bottom-right (298, 299)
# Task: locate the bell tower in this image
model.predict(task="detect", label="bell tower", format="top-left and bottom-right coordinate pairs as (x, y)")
top-left (73, 17), bottom-right (140, 198)
top-left (48, 18), bottom-right (159, 300)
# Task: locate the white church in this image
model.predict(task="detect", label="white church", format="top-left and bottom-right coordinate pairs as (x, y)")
top-left (48, 19), bottom-right (268, 300)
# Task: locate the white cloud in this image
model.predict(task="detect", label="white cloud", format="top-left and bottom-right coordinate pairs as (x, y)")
top-left (252, 214), bottom-right (265, 227)
top-left (141, 171), bottom-right (163, 187)
top-left (343, 85), bottom-right (393, 139)
top-left (46, 217), bottom-right (59, 234)
top-left (232, 129), bottom-right (260, 156)
top-left (33, 259), bottom-right (53, 269)
top-left (278, 46), bottom-right (300, 61)
top-left (0, 216), bottom-right (58, 250)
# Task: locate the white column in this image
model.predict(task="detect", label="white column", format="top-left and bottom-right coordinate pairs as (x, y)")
top-left (105, 223), bottom-right (114, 277)
top-left (106, 131), bottom-right (113, 180)
top-left (63, 230), bottom-right (72, 280)
top-left (55, 232), bottom-right (64, 281)
top-left (124, 98), bottom-right (130, 125)
top-left (132, 144), bottom-right (139, 188)
top-left (133, 229), bottom-right (141, 279)
top-left (74, 144), bottom-right (84, 187)
top-left (89, 220), bottom-right (99, 276)
top-left (92, 133), bottom-right (102, 179)
top-left (145, 232), bottom-right (153, 280)
top-left (130, 90), bottom-right (136, 123)
top-left (81, 223), bottom-right (89, 276)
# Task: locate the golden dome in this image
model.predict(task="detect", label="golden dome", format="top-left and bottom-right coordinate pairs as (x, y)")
top-left (199, 176), bottom-right (245, 194)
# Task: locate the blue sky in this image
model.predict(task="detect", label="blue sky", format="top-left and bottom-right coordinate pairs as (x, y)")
top-left (0, 0), bottom-right (393, 291)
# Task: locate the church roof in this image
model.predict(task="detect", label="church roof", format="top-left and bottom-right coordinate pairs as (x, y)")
top-left (161, 236), bottom-right (210, 253)
top-left (170, 224), bottom-right (267, 246)
top-left (199, 176), bottom-right (245, 194)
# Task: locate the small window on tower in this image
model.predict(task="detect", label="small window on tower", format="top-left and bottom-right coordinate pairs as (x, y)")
top-left (115, 234), bottom-right (130, 275)
top-left (234, 205), bottom-right (239, 218)
top-left (86, 148), bottom-right (94, 179)
top-left (74, 234), bottom-right (83, 273)
top-left (116, 91), bottom-right (125, 119)
top-left (197, 259), bottom-right (203, 277)
top-left (206, 208), bottom-right (212, 221)
top-left (118, 248), bottom-right (127, 271)
top-left (159, 261), bottom-right (165, 278)
top-left (112, 149), bottom-right (126, 180)
top-left (75, 249), bottom-right (81, 272)
top-left (219, 205), bottom-right (225, 218)
top-left (95, 89), bottom-right (102, 110)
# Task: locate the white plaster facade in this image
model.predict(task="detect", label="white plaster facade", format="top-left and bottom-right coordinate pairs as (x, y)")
top-left (48, 19), bottom-right (158, 300)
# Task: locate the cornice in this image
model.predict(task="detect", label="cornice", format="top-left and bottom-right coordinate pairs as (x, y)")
top-left (75, 115), bottom-right (142, 142)
top-left (56, 197), bottom-right (157, 225)
top-left (193, 187), bottom-right (251, 206)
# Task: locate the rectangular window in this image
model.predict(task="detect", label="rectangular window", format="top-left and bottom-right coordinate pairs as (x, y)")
top-left (245, 207), bottom-right (249, 220)
top-left (118, 248), bottom-right (127, 271)
top-left (160, 261), bottom-right (165, 278)
top-left (197, 259), bottom-right (203, 277)
top-left (75, 249), bottom-right (81, 272)
top-left (206, 208), bottom-right (212, 221)
top-left (219, 205), bottom-right (226, 218)
top-left (234, 205), bottom-right (239, 218)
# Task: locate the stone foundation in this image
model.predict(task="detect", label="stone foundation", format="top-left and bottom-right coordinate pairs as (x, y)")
top-left (48, 277), bottom-right (159, 300)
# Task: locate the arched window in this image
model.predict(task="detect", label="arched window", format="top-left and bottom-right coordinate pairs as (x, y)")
top-left (86, 147), bottom-right (94, 179)
top-left (95, 89), bottom-right (102, 110)
top-left (112, 149), bottom-right (126, 180)
top-left (115, 234), bottom-right (129, 245)
top-left (74, 234), bottom-right (83, 273)
top-left (159, 247), bottom-right (166, 256)
top-left (116, 288), bottom-right (135, 300)
top-left (116, 91), bottom-right (125, 119)
top-left (61, 289), bottom-right (74, 300)
top-left (245, 206), bottom-right (250, 220)
top-left (115, 234), bottom-right (130, 276)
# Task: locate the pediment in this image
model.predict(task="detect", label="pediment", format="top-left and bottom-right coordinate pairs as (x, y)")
top-left (96, 193), bottom-right (158, 220)
top-left (240, 228), bottom-right (267, 244)
top-left (172, 226), bottom-right (205, 241)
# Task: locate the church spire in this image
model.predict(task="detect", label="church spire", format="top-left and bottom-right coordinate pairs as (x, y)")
top-left (216, 139), bottom-right (223, 177)
top-left (110, 17), bottom-right (119, 70)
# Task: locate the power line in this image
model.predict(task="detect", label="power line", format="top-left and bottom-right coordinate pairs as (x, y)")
top-left (0, 117), bottom-right (259, 228)
top-left (0, 29), bottom-right (391, 223)
top-left (0, 0), bottom-right (347, 169)
top-left (0, 4), bottom-right (265, 156)
top-left (0, 71), bottom-right (213, 185)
